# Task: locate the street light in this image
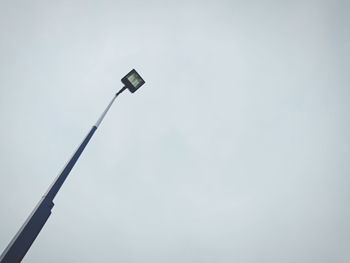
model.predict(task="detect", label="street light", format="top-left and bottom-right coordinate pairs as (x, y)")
top-left (122, 69), bottom-right (145, 93)
top-left (0, 69), bottom-right (146, 263)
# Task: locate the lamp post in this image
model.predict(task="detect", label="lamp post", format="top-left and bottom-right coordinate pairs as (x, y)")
top-left (0, 69), bottom-right (146, 263)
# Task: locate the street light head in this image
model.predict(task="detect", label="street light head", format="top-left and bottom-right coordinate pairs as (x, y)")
top-left (121, 69), bottom-right (145, 93)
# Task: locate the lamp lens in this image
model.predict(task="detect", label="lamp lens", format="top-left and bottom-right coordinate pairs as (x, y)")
top-left (127, 73), bottom-right (142, 88)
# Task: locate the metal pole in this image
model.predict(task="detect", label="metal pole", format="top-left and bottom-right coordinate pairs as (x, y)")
top-left (0, 87), bottom-right (127, 263)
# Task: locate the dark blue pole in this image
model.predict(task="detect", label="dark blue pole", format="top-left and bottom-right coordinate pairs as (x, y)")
top-left (0, 87), bottom-right (126, 263)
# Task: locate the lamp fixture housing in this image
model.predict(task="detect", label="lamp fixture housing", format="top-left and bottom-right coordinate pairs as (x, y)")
top-left (121, 69), bottom-right (145, 93)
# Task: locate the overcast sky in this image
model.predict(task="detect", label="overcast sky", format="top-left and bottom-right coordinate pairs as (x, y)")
top-left (0, 0), bottom-right (349, 262)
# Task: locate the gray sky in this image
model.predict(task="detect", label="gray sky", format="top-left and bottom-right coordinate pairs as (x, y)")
top-left (0, 0), bottom-right (349, 262)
